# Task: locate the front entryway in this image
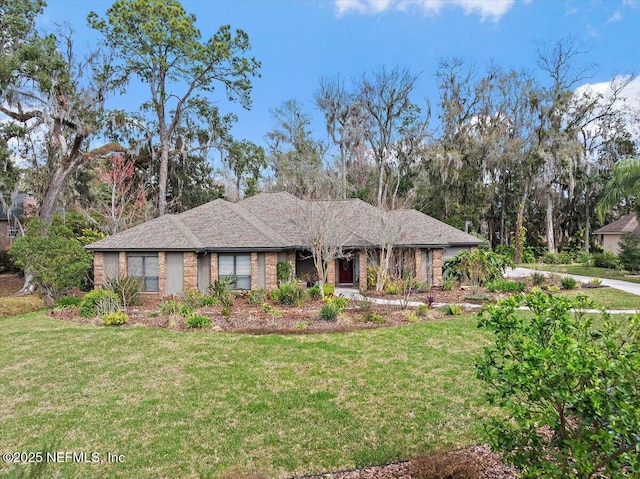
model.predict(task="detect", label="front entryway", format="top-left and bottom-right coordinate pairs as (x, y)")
top-left (338, 258), bottom-right (354, 285)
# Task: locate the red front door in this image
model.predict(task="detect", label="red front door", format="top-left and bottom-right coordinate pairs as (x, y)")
top-left (338, 259), bottom-right (354, 284)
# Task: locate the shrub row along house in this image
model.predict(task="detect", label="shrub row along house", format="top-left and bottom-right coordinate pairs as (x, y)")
top-left (86, 192), bottom-right (482, 300)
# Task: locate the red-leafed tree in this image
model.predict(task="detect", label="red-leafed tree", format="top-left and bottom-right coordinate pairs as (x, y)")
top-left (84, 155), bottom-right (148, 234)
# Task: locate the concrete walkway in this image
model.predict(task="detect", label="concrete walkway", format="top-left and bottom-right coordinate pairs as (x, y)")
top-left (505, 267), bottom-right (640, 297)
top-left (334, 280), bottom-right (640, 315)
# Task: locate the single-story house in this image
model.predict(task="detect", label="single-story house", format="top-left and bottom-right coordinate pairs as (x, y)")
top-left (593, 214), bottom-right (640, 254)
top-left (86, 192), bottom-right (482, 300)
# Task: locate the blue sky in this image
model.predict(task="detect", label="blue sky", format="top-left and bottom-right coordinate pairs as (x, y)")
top-left (40, 0), bottom-right (640, 150)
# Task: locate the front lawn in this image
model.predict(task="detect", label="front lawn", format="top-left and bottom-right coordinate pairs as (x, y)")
top-left (557, 287), bottom-right (640, 310)
top-left (528, 264), bottom-right (640, 284)
top-left (0, 312), bottom-right (495, 478)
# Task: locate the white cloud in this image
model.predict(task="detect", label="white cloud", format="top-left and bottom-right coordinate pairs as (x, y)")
top-left (605, 10), bottom-right (623, 25)
top-left (575, 76), bottom-right (640, 142)
top-left (334, 0), bottom-right (516, 22)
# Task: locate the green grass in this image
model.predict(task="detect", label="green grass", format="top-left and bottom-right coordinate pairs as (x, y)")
top-left (0, 311), bottom-right (496, 479)
top-left (529, 264), bottom-right (640, 284)
top-left (555, 288), bottom-right (640, 310)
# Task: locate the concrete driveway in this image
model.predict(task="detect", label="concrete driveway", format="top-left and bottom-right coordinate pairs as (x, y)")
top-left (506, 267), bottom-right (640, 297)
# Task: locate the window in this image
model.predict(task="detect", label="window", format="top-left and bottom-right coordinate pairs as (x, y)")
top-left (218, 254), bottom-right (251, 290)
top-left (127, 253), bottom-right (159, 292)
top-left (8, 226), bottom-right (17, 238)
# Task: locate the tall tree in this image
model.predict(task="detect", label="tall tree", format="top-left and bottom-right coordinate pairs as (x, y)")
top-left (358, 67), bottom-right (428, 208)
top-left (0, 1), bottom-right (123, 225)
top-left (89, 0), bottom-right (260, 216)
top-left (225, 139), bottom-right (266, 200)
top-left (534, 37), bottom-right (594, 253)
top-left (266, 99), bottom-right (328, 198)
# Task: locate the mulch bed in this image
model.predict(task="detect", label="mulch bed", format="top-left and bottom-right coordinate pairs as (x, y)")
top-left (291, 445), bottom-right (517, 479)
top-left (47, 284), bottom-right (507, 334)
top-left (0, 273), bottom-right (24, 297)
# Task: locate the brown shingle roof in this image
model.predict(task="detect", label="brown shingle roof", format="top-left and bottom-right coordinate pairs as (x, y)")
top-left (593, 214), bottom-right (640, 236)
top-left (87, 192), bottom-right (483, 251)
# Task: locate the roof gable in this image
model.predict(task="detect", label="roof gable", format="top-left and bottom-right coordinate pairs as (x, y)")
top-left (594, 214), bottom-right (639, 236)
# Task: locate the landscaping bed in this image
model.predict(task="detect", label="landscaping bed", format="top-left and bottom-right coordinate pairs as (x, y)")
top-left (49, 298), bottom-right (450, 334)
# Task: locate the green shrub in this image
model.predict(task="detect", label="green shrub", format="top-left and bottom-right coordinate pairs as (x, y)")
top-left (384, 279), bottom-right (402, 295)
top-left (200, 295), bottom-right (217, 307)
top-left (9, 219), bottom-right (92, 304)
top-left (319, 302), bottom-right (341, 321)
top-left (158, 299), bottom-right (181, 315)
top-left (618, 232), bottom-right (640, 273)
top-left (186, 313), bottom-right (211, 328)
top-left (441, 304), bottom-right (463, 315)
top-left (560, 276), bottom-right (578, 290)
top-left (79, 289), bottom-right (121, 317)
top-left (547, 285), bottom-right (560, 293)
top-left (276, 261), bottom-right (293, 284)
top-left (415, 304), bottom-right (430, 317)
top-left (529, 271), bottom-right (547, 286)
top-left (485, 279), bottom-right (526, 293)
top-left (477, 293), bottom-right (640, 478)
top-left (361, 311), bottom-right (385, 324)
top-left (592, 251), bottom-right (620, 269)
top-left (366, 266), bottom-right (378, 290)
top-left (441, 279), bottom-right (455, 291)
top-left (405, 312), bottom-right (419, 323)
top-left (576, 250), bottom-right (593, 266)
top-left (541, 252), bottom-right (560, 264)
top-left (179, 288), bottom-right (206, 309)
top-left (247, 288), bottom-right (268, 305)
top-left (209, 277), bottom-right (234, 300)
top-left (443, 249), bottom-right (512, 286)
top-left (271, 282), bottom-right (307, 306)
top-left (179, 304), bottom-right (195, 317)
top-left (308, 283), bottom-right (335, 298)
top-left (588, 277), bottom-right (602, 286)
top-left (103, 275), bottom-right (144, 308)
top-left (327, 296), bottom-right (349, 313)
top-left (55, 296), bottom-right (81, 309)
top-left (102, 311), bottom-right (128, 326)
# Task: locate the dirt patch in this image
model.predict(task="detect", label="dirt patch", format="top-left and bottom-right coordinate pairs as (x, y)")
top-left (0, 274), bottom-right (23, 297)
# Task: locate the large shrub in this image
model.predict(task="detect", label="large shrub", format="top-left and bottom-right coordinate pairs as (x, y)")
top-left (443, 249), bottom-right (512, 286)
top-left (79, 289), bottom-right (121, 317)
top-left (618, 232), bottom-right (640, 273)
top-left (592, 251), bottom-right (620, 269)
top-left (9, 219), bottom-right (92, 304)
top-left (270, 281), bottom-right (307, 306)
top-left (477, 292), bottom-right (640, 478)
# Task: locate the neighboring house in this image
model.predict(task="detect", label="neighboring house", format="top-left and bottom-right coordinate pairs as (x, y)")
top-left (593, 214), bottom-right (640, 254)
top-left (86, 192), bottom-right (482, 300)
top-left (0, 193), bottom-right (37, 250)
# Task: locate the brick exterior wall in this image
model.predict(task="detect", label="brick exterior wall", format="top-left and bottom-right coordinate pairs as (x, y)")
top-left (250, 252), bottom-right (259, 289)
top-left (183, 252), bottom-right (197, 290)
top-left (432, 248), bottom-right (443, 286)
top-left (93, 252), bottom-right (105, 288)
top-left (0, 221), bottom-right (11, 250)
top-left (210, 252), bottom-right (218, 285)
top-left (326, 258), bottom-right (336, 286)
top-left (265, 252), bottom-right (278, 290)
top-left (359, 250), bottom-right (367, 291)
top-left (414, 248), bottom-right (422, 282)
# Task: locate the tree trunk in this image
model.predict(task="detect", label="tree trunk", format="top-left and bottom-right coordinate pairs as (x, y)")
top-left (546, 194), bottom-right (556, 253)
top-left (584, 188), bottom-right (590, 252)
top-left (158, 135), bottom-right (169, 216)
top-left (514, 183), bottom-right (529, 264)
